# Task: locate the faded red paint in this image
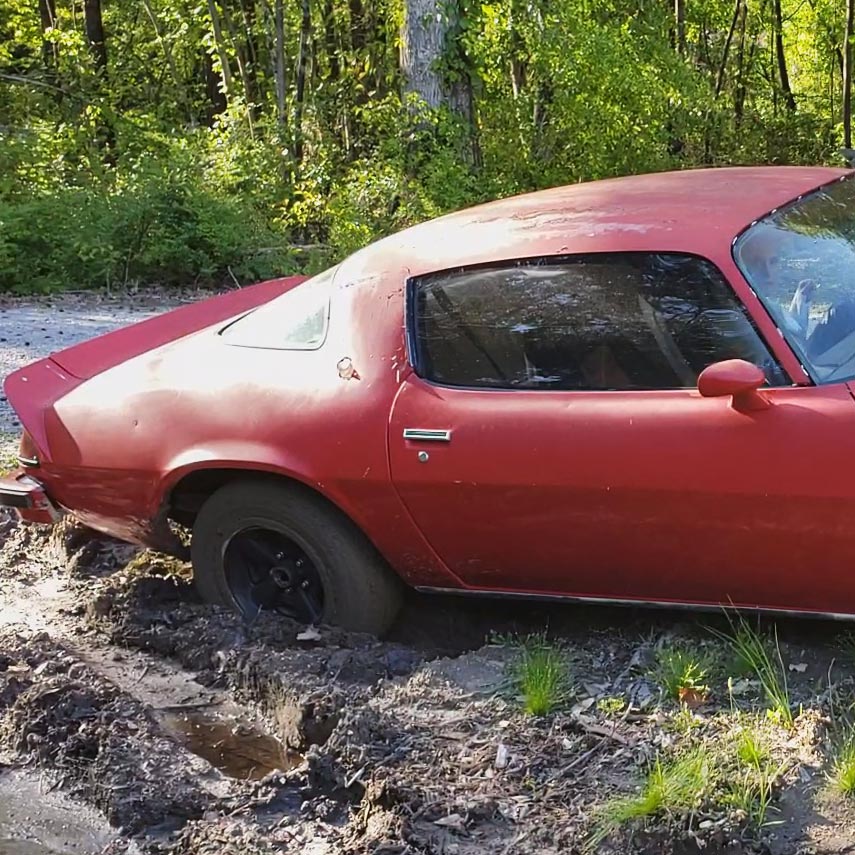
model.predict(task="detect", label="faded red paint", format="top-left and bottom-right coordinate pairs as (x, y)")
top-left (6, 166), bottom-right (855, 617)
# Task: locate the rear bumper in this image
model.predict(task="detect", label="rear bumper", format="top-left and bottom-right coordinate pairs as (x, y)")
top-left (0, 473), bottom-right (63, 523)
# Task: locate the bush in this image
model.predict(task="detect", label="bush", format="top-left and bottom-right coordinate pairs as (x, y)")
top-left (0, 139), bottom-right (295, 292)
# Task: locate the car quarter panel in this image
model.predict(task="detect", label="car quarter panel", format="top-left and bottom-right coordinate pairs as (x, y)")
top-left (27, 264), bottom-right (458, 589)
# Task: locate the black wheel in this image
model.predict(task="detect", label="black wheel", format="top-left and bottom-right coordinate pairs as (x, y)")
top-left (190, 479), bottom-right (403, 635)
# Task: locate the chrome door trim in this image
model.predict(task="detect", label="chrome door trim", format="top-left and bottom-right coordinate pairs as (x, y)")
top-left (402, 428), bottom-right (452, 442)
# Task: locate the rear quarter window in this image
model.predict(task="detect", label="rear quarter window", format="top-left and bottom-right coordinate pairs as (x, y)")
top-left (221, 266), bottom-right (337, 350)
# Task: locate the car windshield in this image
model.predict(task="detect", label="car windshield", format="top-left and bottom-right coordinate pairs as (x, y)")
top-left (734, 175), bottom-right (855, 383)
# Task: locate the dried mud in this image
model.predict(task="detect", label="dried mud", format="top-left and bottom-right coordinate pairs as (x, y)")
top-left (2, 514), bottom-right (855, 853)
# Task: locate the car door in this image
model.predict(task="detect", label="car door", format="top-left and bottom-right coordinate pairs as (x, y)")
top-left (388, 252), bottom-right (855, 615)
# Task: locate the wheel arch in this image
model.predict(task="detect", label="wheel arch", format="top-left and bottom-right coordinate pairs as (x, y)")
top-left (165, 461), bottom-right (349, 529)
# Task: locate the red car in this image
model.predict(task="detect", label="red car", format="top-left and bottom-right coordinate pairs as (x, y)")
top-left (4, 166), bottom-right (855, 635)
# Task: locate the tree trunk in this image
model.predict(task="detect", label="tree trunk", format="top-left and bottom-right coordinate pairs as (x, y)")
top-left (401, 0), bottom-right (474, 118)
top-left (321, 0), bottom-right (340, 82)
top-left (240, 0), bottom-right (259, 106)
top-left (84, 0), bottom-right (108, 73)
top-left (674, 0), bottom-right (686, 55)
top-left (294, 0), bottom-right (311, 167)
top-left (273, 0), bottom-right (287, 130)
top-left (206, 0), bottom-right (234, 100)
top-left (219, 0), bottom-right (257, 130)
top-left (203, 51), bottom-right (228, 121)
top-left (401, 0), bottom-right (446, 109)
top-left (773, 0), bottom-right (796, 111)
top-left (845, 0), bottom-right (855, 147)
top-left (349, 0), bottom-right (370, 54)
top-left (715, 0), bottom-right (741, 96)
top-left (142, 0), bottom-right (192, 121)
top-left (734, 0), bottom-right (748, 124)
top-left (38, 0), bottom-right (58, 69)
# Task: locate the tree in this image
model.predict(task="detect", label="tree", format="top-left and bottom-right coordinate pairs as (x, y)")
top-left (294, 0), bottom-right (311, 167)
top-left (83, 0), bottom-right (107, 74)
top-left (400, 0), bottom-right (472, 118)
top-left (675, 0), bottom-right (686, 55)
top-left (846, 0), bottom-right (855, 147)
top-left (773, 0), bottom-right (796, 111)
top-left (37, 0), bottom-right (58, 72)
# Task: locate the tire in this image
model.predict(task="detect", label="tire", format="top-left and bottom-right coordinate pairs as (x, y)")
top-left (191, 479), bottom-right (404, 636)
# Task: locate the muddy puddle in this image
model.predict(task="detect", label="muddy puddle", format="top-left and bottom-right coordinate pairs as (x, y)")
top-left (159, 710), bottom-right (302, 781)
top-left (0, 768), bottom-right (116, 854)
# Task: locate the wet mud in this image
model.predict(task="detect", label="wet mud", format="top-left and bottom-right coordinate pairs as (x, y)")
top-left (2, 514), bottom-right (855, 853)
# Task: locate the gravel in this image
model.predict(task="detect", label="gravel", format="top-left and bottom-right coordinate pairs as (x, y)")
top-left (0, 291), bottom-right (198, 443)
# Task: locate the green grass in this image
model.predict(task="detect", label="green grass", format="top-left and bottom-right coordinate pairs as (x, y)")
top-left (831, 732), bottom-right (855, 796)
top-left (586, 750), bottom-right (710, 851)
top-left (712, 616), bottom-right (793, 727)
top-left (649, 643), bottom-right (711, 703)
top-left (725, 721), bottom-right (780, 829)
top-left (839, 632), bottom-right (855, 669)
top-left (597, 696), bottom-right (626, 715)
top-left (726, 765), bottom-right (776, 828)
top-left (735, 726), bottom-right (770, 769)
top-left (514, 635), bottom-right (570, 716)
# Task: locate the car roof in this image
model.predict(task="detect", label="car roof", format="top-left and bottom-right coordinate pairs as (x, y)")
top-left (348, 166), bottom-right (850, 279)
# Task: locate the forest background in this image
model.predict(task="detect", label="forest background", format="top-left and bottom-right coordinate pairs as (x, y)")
top-left (1, 0), bottom-right (853, 291)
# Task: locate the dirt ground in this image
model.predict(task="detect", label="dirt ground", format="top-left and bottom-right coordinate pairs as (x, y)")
top-left (3, 292), bottom-right (855, 853)
top-left (2, 511), bottom-right (855, 854)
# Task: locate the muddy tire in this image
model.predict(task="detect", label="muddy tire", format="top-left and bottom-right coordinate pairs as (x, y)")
top-left (191, 480), bottom-right (404, 636)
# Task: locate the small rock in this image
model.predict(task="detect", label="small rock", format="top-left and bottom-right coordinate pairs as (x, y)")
top-left (296, 626), bottom-right (322, 642)
top-left (434, 813), bottom-right (466, 831)
top-left (495, 743), bottom-right (509, 769)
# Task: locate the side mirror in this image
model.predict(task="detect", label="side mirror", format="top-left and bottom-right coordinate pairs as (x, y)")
top-left (697, 359), bottom-right (770, 411)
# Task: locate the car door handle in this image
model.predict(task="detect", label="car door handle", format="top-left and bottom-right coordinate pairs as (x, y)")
top-left (402, 428), bottom-right (452, 442)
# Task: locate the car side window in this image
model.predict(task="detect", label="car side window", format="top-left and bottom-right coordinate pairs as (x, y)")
top-left (411, 253), bottom-right (788, 390)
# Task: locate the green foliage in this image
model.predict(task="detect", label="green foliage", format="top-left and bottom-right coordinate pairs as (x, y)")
top-left (597, 696), bottom-right (626, 715)
top-left (831, 731), bottom-right (855, 796)
top-left (0, 0), bottom-right (851, 292)
top-left (514, 634), bottom-right (571, 716)
top-left (0, 128), bottom-right (294, 291)
top-left (649, 643), bottom-right (712, 703)
top-left (586, 750), bottom-right (711, 851)
top-left (725, 721), bottom-right (781, 829)
top-left (712, 617), bottom-right (793, 728)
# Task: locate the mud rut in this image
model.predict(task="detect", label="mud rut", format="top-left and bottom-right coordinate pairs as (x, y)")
top-left (1, 514), bottom-right (855, 854)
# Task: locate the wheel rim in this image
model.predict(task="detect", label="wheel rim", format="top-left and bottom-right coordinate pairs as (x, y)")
top-left (223, 527), bottom-right (325, 623)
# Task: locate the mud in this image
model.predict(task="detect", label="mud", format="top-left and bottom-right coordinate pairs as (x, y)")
top-left (0, 767), bottom-right (117, 854)
top-left (159, 710), bottom-right (302, 781)
top-left (3, 513), bottom-right (855, 852)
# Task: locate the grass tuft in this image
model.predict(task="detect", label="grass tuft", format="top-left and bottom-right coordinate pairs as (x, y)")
top-left (586, 750), bottom-right (710, 851)
top-left (712, 615), bottom-right (793, 727)
top-left (514, 634), bottom-right (570, 716)
top-left (649, 643), bottom-right (711, 703)
top-left (831, 732), bottom-right (855, 796)
top-left (725, 720), bottom-right (781, 829)
top-left (597, 696), bottom-right (626, 715)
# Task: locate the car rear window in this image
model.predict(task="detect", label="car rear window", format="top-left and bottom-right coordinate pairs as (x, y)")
top-left (221, 266), bottom-right (337, 350)
top-left (410, 253), bottom-right (786, 391)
